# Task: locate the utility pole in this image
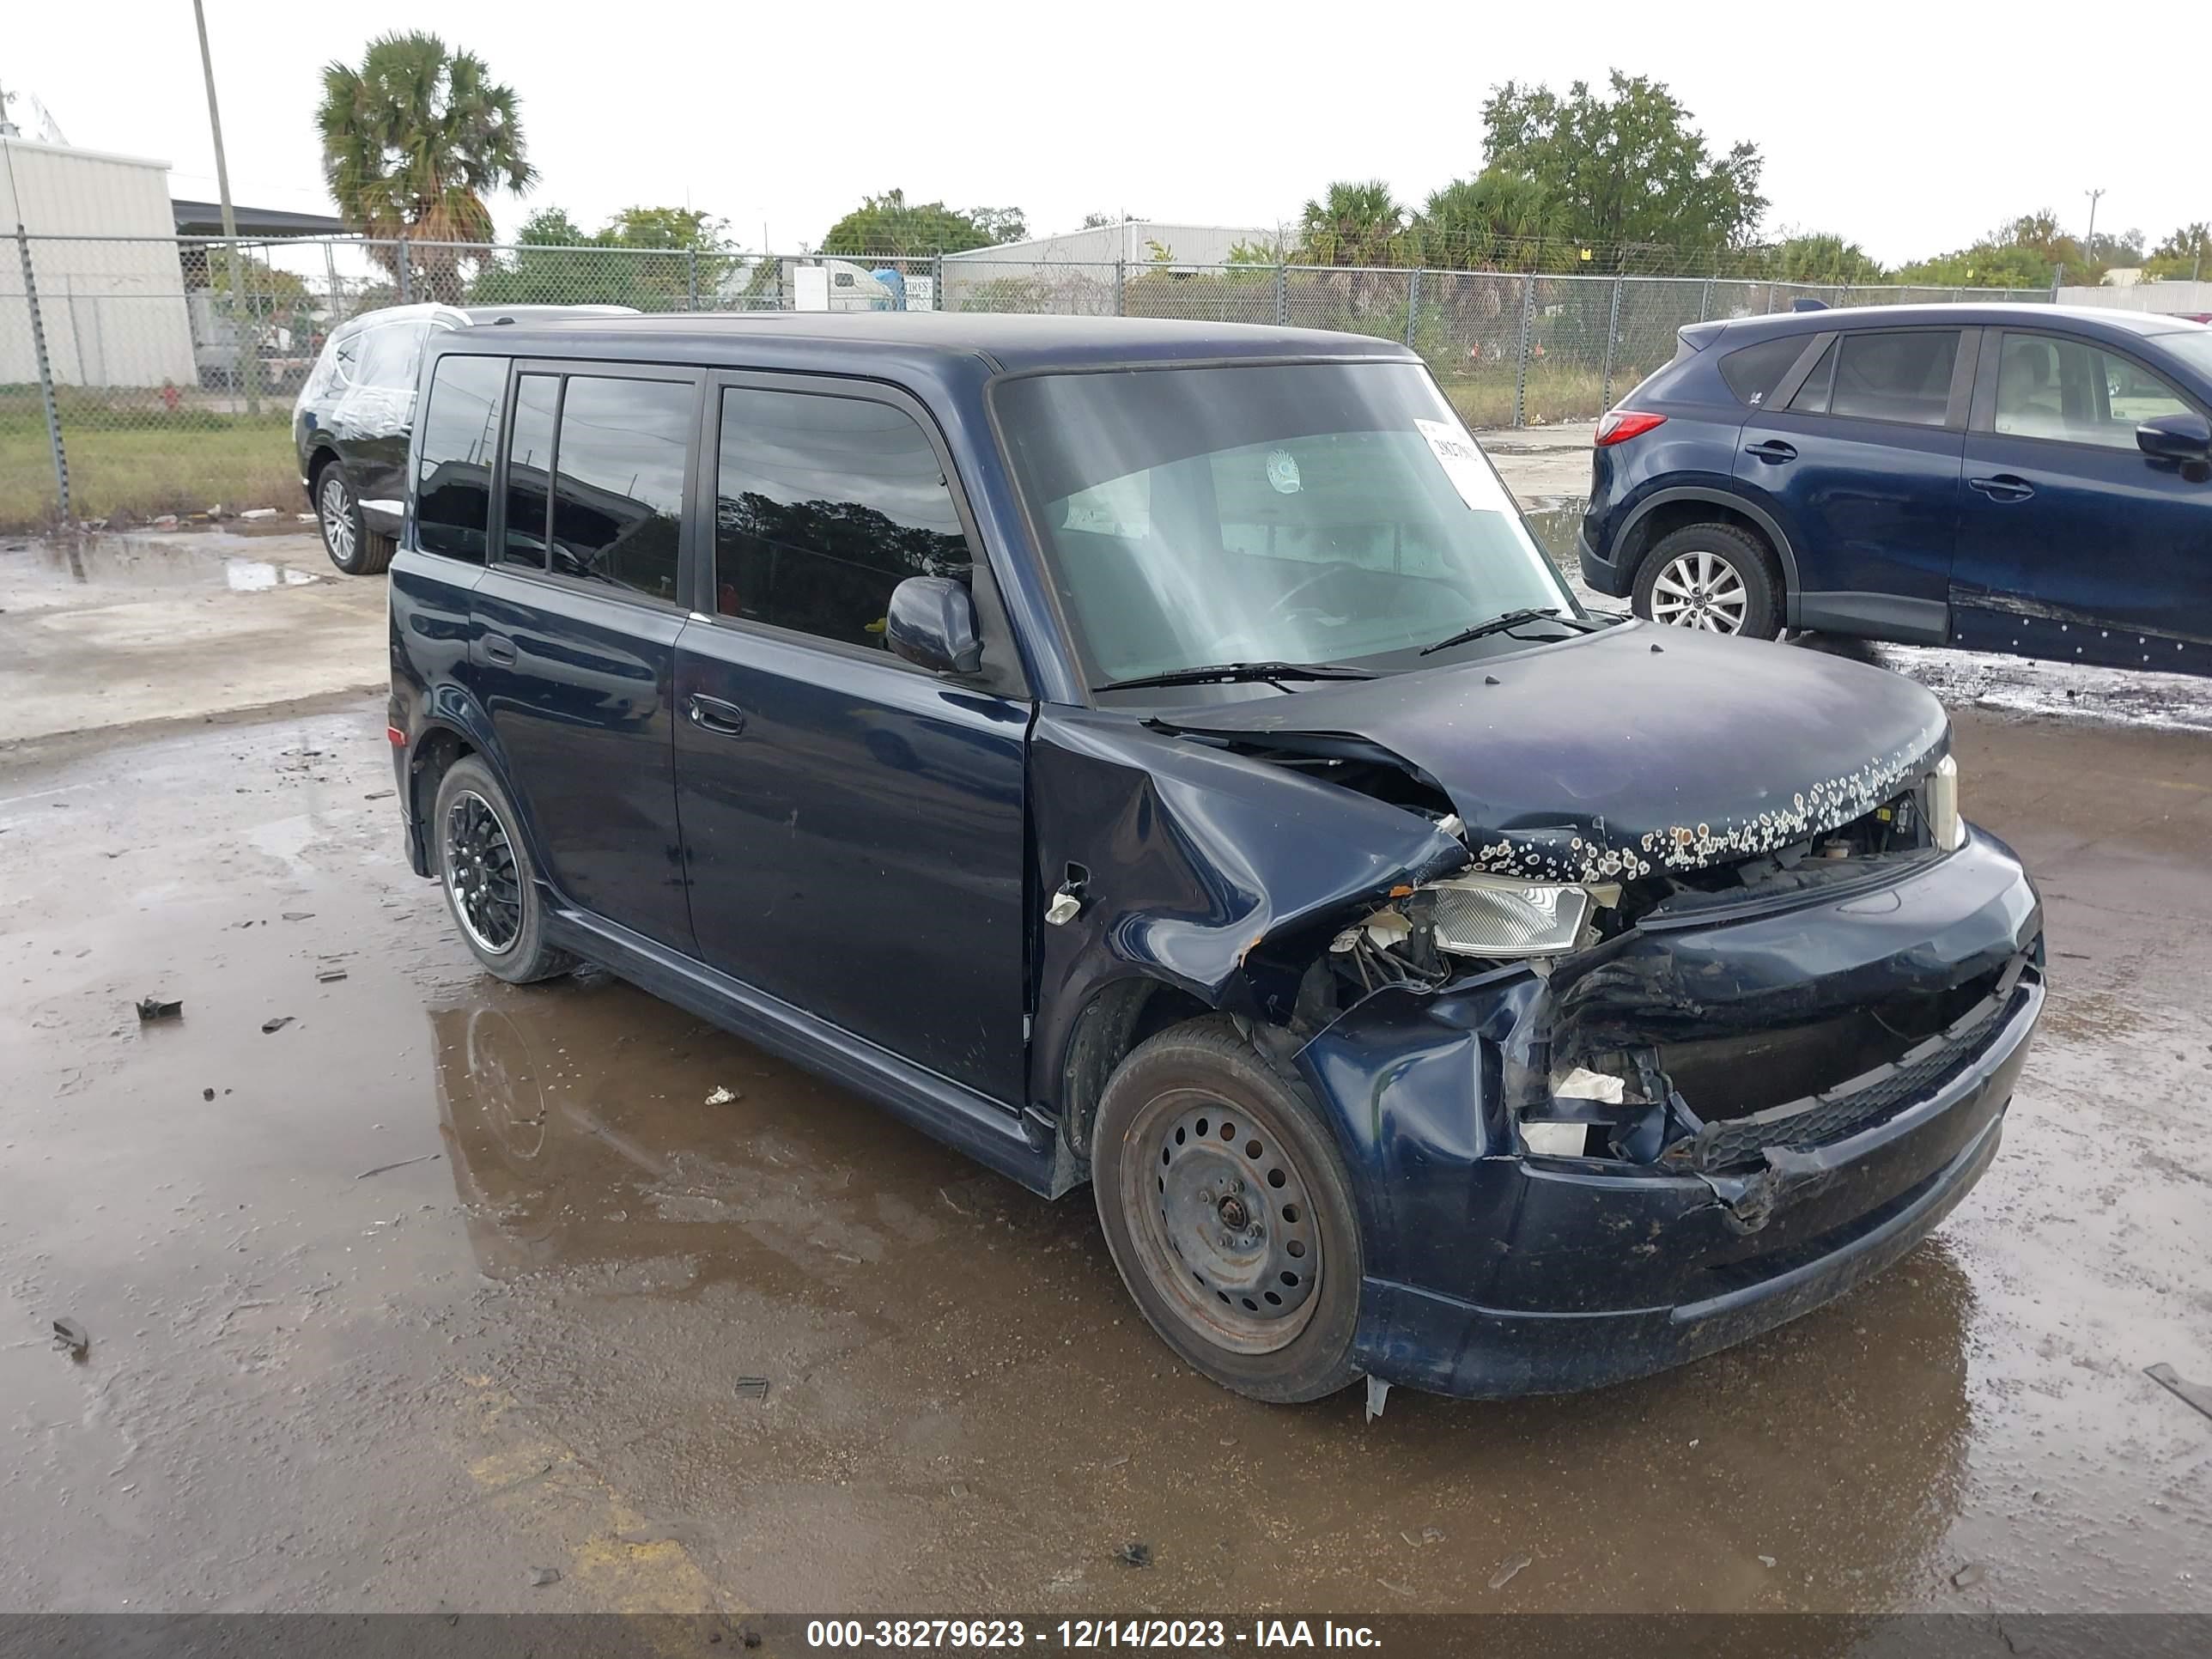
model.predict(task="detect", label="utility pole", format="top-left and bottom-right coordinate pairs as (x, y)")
top-left (2082, 188), bottom-right (2106, 267)
top-left (191, 0), bottom-right (259, 416)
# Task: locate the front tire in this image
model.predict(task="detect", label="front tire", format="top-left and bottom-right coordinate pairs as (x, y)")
top-left (1632, 522), bottom-right (1780, 639)
top-left (1092, 1018), bottom-right (1364, 1404)
top-left (433, 756), bottom-right (574, 985)
top-left (313, 463), bottom-right (394, 576)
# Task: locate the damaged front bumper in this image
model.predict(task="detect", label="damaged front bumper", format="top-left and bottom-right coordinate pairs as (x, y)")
top-left (1296, 826), bottom-right (2045, 1399)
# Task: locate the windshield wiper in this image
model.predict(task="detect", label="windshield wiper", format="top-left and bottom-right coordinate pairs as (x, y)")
top-left (1093, 659), bottom-right (1379, 693)
top-left (1418, 606), bottom-right (1572, 657)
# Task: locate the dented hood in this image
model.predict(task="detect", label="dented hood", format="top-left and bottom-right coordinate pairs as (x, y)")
top-left (1147, 623), bottom-right (1950, 884)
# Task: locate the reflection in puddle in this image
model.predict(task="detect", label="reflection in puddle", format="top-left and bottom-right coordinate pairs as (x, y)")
top-left (224, 559), bottom-right (319, 592)
top-left (0, 533), bottom-right (325, 595)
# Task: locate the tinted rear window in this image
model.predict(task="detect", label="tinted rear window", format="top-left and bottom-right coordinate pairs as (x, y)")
top-left (415, 355), bottom-right (506, 562)
top-left (1829, 330), bottom-right (1960, 426)
top-left (1719, 336), bottom-right (1810, 406)
top-left (548, 376), bottom-right (690, 603)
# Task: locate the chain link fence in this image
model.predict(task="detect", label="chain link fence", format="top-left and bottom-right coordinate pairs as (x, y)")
top-left (1, 231), bottom-right (2051, 531)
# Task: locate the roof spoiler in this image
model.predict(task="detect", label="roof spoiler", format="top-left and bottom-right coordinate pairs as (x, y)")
top-left (1675, 320), bottom-right (1725, 353)
top-left (1790, 297), bottom-right (1830, 313)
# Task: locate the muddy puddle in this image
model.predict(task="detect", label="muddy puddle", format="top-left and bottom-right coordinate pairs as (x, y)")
top-left (0, 531), bottom-right (325, 603)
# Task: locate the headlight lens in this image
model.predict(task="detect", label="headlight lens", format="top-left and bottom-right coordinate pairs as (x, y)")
top-left (1929, 754), bottom-right (1963, 851)
top-left (1424, 872), bottom-right (1595, 957)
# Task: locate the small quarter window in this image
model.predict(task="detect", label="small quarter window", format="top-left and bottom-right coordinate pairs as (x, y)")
top-left (1720, 336), bottom-right (1811, 406)
top-left (415, 355), bottom-right (506, 562)
top-left (502, 374), bottom-right (559, 569)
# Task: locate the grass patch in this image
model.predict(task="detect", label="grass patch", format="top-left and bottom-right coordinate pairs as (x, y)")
top-left (1436, 367), bottom-right (1608, 430)
top-left (0, 403), bottom-right (299, 531)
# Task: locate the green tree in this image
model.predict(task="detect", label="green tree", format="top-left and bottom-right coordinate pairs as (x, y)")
top-left (1478, 71), bottom-right (1765, 269)
top-left (1768, 232), bottom-right (1886, 284)
top-left (316, 32), bottom-right (535, 301)
top-left (1295, 180), bottom-right (1407, 266)
top-left (470, 205), bottom-right (740, 310)
top-left (2148, 222), bottom-right (2211, 281)
top-left (1412, 169), bottom-right (1564, 269)
top-left (819, 190), bottom-right (1026, 256)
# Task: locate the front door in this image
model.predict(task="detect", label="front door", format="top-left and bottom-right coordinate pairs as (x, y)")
top-left (1732, 325), bottom-right (1972, 641)
top-left (471, 363), bottom-right (701, 951)
top-left (672, 378), bottom-right (1030, 1106)
top-left (336, 313), bottom-right (441, 522)
top-left (1952, 328), bottom-right (2212, 670)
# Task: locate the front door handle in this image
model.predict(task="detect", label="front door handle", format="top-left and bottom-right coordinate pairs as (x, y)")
top-left (482, 633), bottom-right (519, 665)
top-left (685, 693), bottom-right (747, 737)
top-left (1744, 440), bottom-right (1797, 464)
top-left (1968, 474), bottom-right (2034, 502)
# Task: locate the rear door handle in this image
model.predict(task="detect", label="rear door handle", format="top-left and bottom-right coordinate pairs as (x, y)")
top-left (685, 693), bottom-right (747, 737)
top-left (482, 633), bottom-right (518, 665)
top-left (1968, 475), bottom-right (2034, 501)
top-left (1743, 440), bottom-right (1796, 463)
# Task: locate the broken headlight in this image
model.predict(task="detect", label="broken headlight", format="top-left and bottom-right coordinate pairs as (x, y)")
top-left (1420, 872), bottom-right (1608, 958)
top-left (1929, 755), bottom-right (1964, 851)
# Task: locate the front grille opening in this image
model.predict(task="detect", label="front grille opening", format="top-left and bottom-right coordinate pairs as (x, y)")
top-left (1662, 969), bottom-right (2006, 1123)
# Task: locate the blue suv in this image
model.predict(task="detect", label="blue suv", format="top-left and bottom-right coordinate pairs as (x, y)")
top-left (1579, 304), bottom-right (2212, 672)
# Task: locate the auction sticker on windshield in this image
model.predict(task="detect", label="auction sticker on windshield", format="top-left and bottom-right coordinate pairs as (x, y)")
top-left (1415, 418), bottom-right (1513, 514)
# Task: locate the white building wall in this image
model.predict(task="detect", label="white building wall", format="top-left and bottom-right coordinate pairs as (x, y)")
top-left (0, 137), bottom-right (198, 386)
top-left (2055, 282), bottom-right (2212, 316)
top-left (939, 221), bottom-right (1275, 310)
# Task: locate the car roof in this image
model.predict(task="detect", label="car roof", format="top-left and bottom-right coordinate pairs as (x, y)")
top-left (1713, 301), bottom-right (2207, 343)
top-left (426, 310), bottom-right (1422, 374)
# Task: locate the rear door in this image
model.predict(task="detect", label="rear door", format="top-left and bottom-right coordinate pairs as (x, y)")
top-left (1733, 325), bottom-right (1974, 641)
top-left (1952, 327), bottom-right (2212, 669)
top-left (672, 375), bottom-right (1031, 1106)
top-left (471, 361), bottom-right (700, 951)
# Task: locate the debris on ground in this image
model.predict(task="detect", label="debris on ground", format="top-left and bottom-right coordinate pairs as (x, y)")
top-left (202, 1087), bottom-right (215, 1102)
top-left (704, 1085), bottom-right (738, 1105)
top-left (1376, 1578), bottom-right (1414, 1597)
top-left (281, 912), bottom-right (315, 922)
top-left (1115, 1541), bottom-right (1152, 1568)
top-left (239, 507), bottom-right (277, 520)
top-left (1951, 1563), bottom-right (1985, 1589)
top-left (733, 1376), bottom-right (770, 1401)
top-left (1103, 1454), bottom-right (1131, 1471)
top-left (316, 964), bottom-right (349, 983)
top-left (528, 1567), bottom-right (561, 1588)
top-left (134, 997), bottom-right (183, 1023)
top-left (1487, 1553), bottom-right (1532, 1590)
top-left (1759, 1555), bottom-right (1778, 1568)
top-left (2146, 1363), bottom-right (2212, 1423)
top-left (363, 790), bottom-right (393, 800)
top-left (356, 1153), bottom-right (442, 1181)
top-left (52, 1317), bottom-right (90, 1360)
top-left (260, 1016), bottom-right (294, 1034)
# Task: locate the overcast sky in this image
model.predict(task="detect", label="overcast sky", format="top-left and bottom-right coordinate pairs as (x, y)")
top-left (10, 3), bottom-right (2206, 262)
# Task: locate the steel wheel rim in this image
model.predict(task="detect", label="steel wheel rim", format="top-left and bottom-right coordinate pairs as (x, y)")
top-left (1120, 1087), bottom-right (1322, 1354)
top-left (1650, 550), bottom-right (1748, 634)
top-left (444, 790), bottom-right (523, 955)
top-left (319, 475), bottom-right (356, 562)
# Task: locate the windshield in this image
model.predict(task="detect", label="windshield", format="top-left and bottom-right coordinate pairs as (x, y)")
top-left (996, 362), bottom-right (1576, 690)
top-left (2154, 326), bottom-right (2212, 383)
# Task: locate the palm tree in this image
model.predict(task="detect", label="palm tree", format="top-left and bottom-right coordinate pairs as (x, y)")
top-left (317, 33), bottom-right (535, 301)
top-left (1296, 180), bottom-right (1407, 268)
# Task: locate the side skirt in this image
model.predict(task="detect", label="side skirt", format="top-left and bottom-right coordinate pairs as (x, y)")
top-left (544, 904), bottom-right (1068, 1198)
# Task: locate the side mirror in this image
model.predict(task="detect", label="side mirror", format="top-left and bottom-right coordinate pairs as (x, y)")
top-left (884, 575), bottom-right (983, 675)
top-left (2136, 410), bottom-right (2212, 465)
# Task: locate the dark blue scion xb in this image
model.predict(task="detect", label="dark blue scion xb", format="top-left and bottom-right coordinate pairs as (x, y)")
top-left (1580, 303), bottom-right (2212, 670)
top-left (388, 313), bottom-right (2044, 1407)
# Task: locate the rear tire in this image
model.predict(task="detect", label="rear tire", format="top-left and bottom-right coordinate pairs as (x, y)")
top-left (1092, 1018), bottom-right (1364, 1404)
top-left (433, 756), bottom-right (574, 985)
top-left (313, 462), bottom-right (394, 576)
top-left (1632, 521), bottom-right (1781, 639)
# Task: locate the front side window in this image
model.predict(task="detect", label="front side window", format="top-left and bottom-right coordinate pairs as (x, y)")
top-left (712, 387), bottom-right (969, 649)
top-left (415, 355), bottom-right (506, 562)
top-left (996, 362), bottom-right (1573, 689)
top-left (547, 376), bottom-right (690, 602)
top-left (1826, 330), bottom-right (1959, 426)
top-left (1994, 332), bottom-right (2194, 448)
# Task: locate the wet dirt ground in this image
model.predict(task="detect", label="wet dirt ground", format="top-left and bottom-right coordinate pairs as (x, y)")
top-left (3, 702), bottom-right (2209, 1616)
